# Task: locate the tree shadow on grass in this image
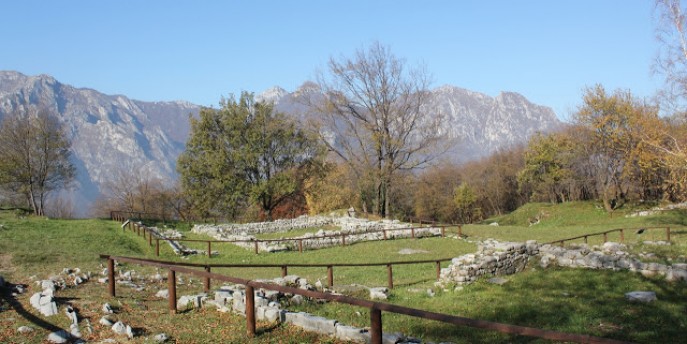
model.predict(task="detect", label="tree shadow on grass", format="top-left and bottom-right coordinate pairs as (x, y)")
top-left (0, 282), bottom-right (64, 332)
top-left (408, 268), bottom-right (686, 343)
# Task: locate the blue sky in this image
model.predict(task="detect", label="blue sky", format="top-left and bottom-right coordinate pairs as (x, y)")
top-left (2, 1), bottom-right (660, 120)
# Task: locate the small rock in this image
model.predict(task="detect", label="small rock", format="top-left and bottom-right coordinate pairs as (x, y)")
top-left (126, 325), bottom-right (134, 339)
top-left (369, 287), bottom-right (389, 300)
top-left (102, 303), bottom-right (114, 314)
top-left (47, 330), bottom-right (70, 343)
top-left (112, 321), bottom-right (127, 335)
top-left (290, 294), bottom-right (304, 305)
top-left (154, 333), bottom-right (169, 342)
top-left (70, 323), bottom-right (82, 338)
top-left (99, 316), bottom-right (115, 326)
top-left (487, 277), bottom-right (509, 285)
top-left (17, 325), bottom-right (34, 334)
top-left (625, 291), bottom-right (657, 303)
top-left (155, 289), bottom-right (169, 299)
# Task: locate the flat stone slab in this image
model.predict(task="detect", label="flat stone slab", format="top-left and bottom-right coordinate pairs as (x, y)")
top-left (398, 248), bottom-right (429, 255)
top-left (487, 277), bottom-right (509, 285)
top-left (625, 291), bottom-right (657, 303)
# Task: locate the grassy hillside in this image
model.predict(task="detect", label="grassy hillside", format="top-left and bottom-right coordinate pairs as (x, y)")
top-left (0, 203), bottom-right (686, 343)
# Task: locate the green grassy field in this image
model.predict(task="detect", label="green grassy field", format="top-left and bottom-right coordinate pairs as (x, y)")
top-left (0, 202), bottom-right (686, 343)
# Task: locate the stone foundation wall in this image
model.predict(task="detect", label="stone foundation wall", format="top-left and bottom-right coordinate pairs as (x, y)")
top-left (192, 215), bottom-right (439, 253)
top-left (208, 227), bottom-right (443, 253)
top-left (439, 239), bottom-right (538, 285)
top-left (439, 239), bottom-right (687, 285)
top-left (191, 215), bottom-right (410, 237)
top-left (539, 242), bottom-right (687, 282)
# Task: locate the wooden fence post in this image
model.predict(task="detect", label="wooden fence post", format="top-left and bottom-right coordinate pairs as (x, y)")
top-left (207, 242), bottom-right (212, 258)
top-left (342, 234), bottom-right (346, 246)
top-left (387, 264), bottom-right (393, 289)
top-left (156, 239), bottom-right (160, 256)
top-left (148, 232), bottom-right (152, 247)
top-left (603, 232), bottom-right (607, 243)
top-left (619, 229), bottom-right (624, 243)
top-left (441, 227), bottom-right (445, 237)
top-left (246, 285), bottom-right (256, 337)
top-left (281, 265), bottom-right (287, 277)
top-left (383, 230), bottom-right (387, 240)
top-left (327, 266), bottom-right (333, 288)
top-left (204, 266), bottom-right (211, 292)
top-left (667, 227), bottom-right (671, 242)
top-left (370, 308), bottom-right (382, 344)
top-left (168, 269), bottom-right (177, 314)
top-left (298, 239), bottom-right (303, 253)
top-left (458, 225), bottom-right (462, 237)
top-left (108, 258), bottom-right (115, 297)
top-left (254, 241), bottom-right (259, 254)
top-left (435, 261), bottom-right (442, 280)
top-left (411, 228), bottom-right (415, 239)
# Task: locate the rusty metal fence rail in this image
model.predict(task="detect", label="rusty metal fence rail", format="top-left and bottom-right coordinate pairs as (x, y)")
top-left (99, 255), bottom-right (451, 291)
top-left (100, 254), bottom-right (633, 344)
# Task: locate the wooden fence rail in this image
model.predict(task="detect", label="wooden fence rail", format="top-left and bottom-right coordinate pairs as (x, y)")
top-left (99, 255), bottom-right (451, 291)
top-left (115, 217), bottom-right (463, 257)
top-left (100, 255), bottom-right (633, 344)
top-left (545, 226), bottom-right (672, 247)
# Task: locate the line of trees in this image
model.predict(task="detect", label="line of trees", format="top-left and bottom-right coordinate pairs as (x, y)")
top-left (90, 1), bottom-right (687, 223)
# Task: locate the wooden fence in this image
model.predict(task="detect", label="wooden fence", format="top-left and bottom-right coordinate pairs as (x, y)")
top-left (100, 255), bottom-right (451, 291)
top-left (545, 226), bottom-right (673, 247)
top-left (100, 254), bottom-right (633, 344)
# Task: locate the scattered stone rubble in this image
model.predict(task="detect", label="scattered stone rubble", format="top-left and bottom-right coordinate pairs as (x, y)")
top-left (155, 274), bottom-right (426, 344)
top-left (439, 239), bottom-right (687, 286)
top-left (192, 215), bottom-right (444, 253)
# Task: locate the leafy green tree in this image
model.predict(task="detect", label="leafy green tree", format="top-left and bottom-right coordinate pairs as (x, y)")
top-left (177, 92), bottom-right (323, 220)
top-left (0, 108), bottom-right (75, 216)
top-left (453, 182), bottom-right (479, 224)
top-left (518, 132), bottom-right (575, 203)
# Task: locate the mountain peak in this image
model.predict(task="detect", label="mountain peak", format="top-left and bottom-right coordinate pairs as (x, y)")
top-left (256, 86), bottom-right (288, 104)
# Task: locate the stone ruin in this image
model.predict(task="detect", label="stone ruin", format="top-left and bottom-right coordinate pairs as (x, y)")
top-left (438, 239), bottom-right (687, 286)
top-left (191, 214), bottom-right (445, 253)
top-left (439, 240), bottom-right (539, 285)
top-left (159, 275), bottom-right (429, 344)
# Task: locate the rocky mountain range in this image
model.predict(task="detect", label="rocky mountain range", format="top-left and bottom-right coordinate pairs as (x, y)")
top-left (0, 71), bottom-right (561, 217)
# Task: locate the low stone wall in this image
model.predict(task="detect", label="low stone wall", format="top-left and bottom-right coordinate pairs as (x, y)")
top-left (439, 239), bottom-right (687, 286)
top-left (192, 215), bottom-right (411, 237)
top-left (209, 227), bottom-right (443, 253)
top-left (539, 242), bottom-right (687, 282)
top-left (192, 215), bottom-right (439, 253)
top-left (439, 239), bottom-right (538, 285)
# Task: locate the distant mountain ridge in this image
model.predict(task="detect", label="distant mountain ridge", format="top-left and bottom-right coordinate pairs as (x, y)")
top-left (262, 83), bottom-right (562, 162)
top-left (0, 71), bottom-right (560, 216)
top-left (0, 71), bottom-right (200, 216)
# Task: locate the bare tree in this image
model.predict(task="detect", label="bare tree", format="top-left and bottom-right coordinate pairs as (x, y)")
top-left (315, 42), bottom-right (446, 218)
top-left (654, 0), bottom-right (687, 111)
top-left (0, 108), bottom-right (75, 216)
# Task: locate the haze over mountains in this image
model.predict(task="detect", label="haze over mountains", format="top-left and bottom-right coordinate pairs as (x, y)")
top-left (0, 71), bottom-right (561, 216)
